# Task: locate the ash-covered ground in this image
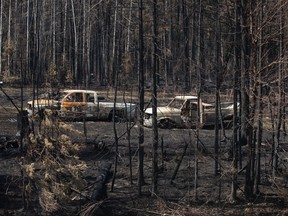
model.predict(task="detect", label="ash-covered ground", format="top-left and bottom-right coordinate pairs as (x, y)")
top-left (0, 87), bottom-right (287, 215)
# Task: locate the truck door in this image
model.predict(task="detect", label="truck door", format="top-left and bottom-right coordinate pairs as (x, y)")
top-left (189, 102), bottom-right (198, 125)
top-left (181, 101), bottom-right (197, 127)
top-left (85, 93), bottom-right (99, 116)
top-left (188, 101), bottom-right (204, 128)
top-left (62, 92), bottom-right (86, 112)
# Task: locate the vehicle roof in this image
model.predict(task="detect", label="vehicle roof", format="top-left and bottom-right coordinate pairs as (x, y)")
top-left (174, 95), bottom-right (198, 100)
top-left (63, 89), bottom-right (97, 94)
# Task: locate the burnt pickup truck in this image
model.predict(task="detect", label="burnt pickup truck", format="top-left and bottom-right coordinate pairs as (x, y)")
top-left (144, 95), bottom-right (237, 129)
top-left (27, 89), bottom-right (137, 121)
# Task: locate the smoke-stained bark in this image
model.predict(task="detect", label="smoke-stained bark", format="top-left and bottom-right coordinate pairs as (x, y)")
top-left (138, 0), bottom-right (145, 196)
top-left (151, 0), bottom-right (159, 196)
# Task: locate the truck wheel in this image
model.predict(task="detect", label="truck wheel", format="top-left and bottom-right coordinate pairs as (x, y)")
top-left (199, 122), bottom-right (205, 129)
top-left (158, 119), bottom-right (176, 129)
top-left (224, 120), bottom-right (233, 129)
top-left (108, 110), bottom-right (123, 122)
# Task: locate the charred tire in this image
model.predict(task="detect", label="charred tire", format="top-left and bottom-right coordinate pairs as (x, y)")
top-left (158, 119), bottom-right (176, 129)
top-left (224, 120), bottom-right (233, 129)
top-left (108, 109), bottom-right (124, 122)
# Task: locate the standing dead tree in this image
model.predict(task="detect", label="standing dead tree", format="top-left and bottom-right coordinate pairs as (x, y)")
top-left (137, 0), bottom-right (145, 196)
top-left (151, 0), bottom-right (159, 196)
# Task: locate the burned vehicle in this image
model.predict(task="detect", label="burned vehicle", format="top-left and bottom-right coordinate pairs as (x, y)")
top-left (27, 89), bottom-right (137, 121)
top-left (144, 96), bottom-right (236, 129)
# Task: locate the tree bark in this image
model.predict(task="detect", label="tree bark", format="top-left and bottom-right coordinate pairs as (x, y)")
top-left (239, 0), bottom-right (253, 198)
top-left (182, 0), bottom-right (190, 91)
top-left (138, 0), bottom-right (145, 196)
top-left (52, 0), bottom-right (56, 65)
top-left (151, 0), bottom-right (159, 196)
top-left (110, 73), bottom-right (119, 192)
top-left (194, 0), bottom-right (203, 201)
top-left (6, 0), bottom-right (12, 77)
top-left (0, 0), bottom-right (3, 77)
top-left (70, 0), bottom-right (78, 85)
top-left (273, 1), bottom-right (284, 177)
top-left (214, 0), bottom-right (221, 177)
top-left (230, 0), bottom-right (241, 201)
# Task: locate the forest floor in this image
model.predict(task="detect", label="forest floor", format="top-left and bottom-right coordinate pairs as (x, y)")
top-left (0, 86), bottom-right (288, 215)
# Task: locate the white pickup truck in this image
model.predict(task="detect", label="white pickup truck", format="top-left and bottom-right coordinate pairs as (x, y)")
top-left (27, 89), bottom-right (137, 121)
top-left (144, 96), bottom-right (236, 129)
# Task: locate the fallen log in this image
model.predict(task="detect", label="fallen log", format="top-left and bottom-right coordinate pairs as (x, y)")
top-left (90, 162), bottom-right (112, 201)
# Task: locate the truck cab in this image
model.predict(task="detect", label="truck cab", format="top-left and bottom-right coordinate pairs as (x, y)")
top-left (144, 96), bottom-right (204, 129)
top-left (60, 90), bottom-right (100, 119)
top-left (144, 95), bottom-right (237, 129)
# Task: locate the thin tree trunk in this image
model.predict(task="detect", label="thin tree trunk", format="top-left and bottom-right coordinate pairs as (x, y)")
top-left (125, 0), bottom-right (133, 52)
top-left (254, 0), bottom-right (264, 195)
top-left (13, 0), bottom-right (18, 78)
top-left (245, 2), bottom-right (257, 196)
top-left (7, 0), bottom-right (12, 77)
top-left (254, 83), bottom-right (263, 194)
top-left (52, 0), bottom-right (56, 65)
top-left (108, 0), bottom-right (118, 87)
top-left (82, 0), bottom-right (86, 86)
top-left (0, 0), bottom-right (3, 77)
top-left (125, 90), bottom-right (133, 185)
top-left (240, 0), bottom-right (252, 198)
top-left (273, 2), bottom-right (284, 176)
top-left (62, 0), bottom-right (67, 84)
top-left (86, 1), bottom-right (92, 88)
top-left (26, 0), bottom-right (30, 83)
top-left (110, 74), bottom-right (119, 192)
top-left (182, 0), bottom-right (190, 91)
top-left (194, 0), bottom-right (202, 201)
top-left (70, 0), bottom-right (78, 85)
top-left (138, 0), bottom-right (145, 196)
top-left (230, 0), bottom-right (241, 201)
top-left (151, 0), bottom-right (159, 196)
top-left (214, 0), bottom-right (221, 177)
top-left (214, 92), bottom-right (220, 175)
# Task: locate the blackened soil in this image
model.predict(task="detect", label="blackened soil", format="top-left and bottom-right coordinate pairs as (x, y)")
top-left (0, 87), bottom-right (288, 215)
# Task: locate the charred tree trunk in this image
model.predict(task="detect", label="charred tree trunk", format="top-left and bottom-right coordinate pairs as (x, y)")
top-left (70, 0), bottom-right (78, 85)
top-left (110, 71), bottom-right (119, 193)
top-left (138, 0), bottom-right (145, 196)
top-left (230, 0), bottom-right (241, 201)
top-left (254, 0), bottom-right (265, 195)
top-left (182, 0), bottom-right (190, 91)
top-left (108, 0), bottom-right (118, 87)
top-left (254, 83), bottom-right (263, 194)
top-left (0, 0), bottom-right (4, 77)
top-left (194, 0), bottom-right (203, 201)
top-left (214, 0), bottom-right (221, 177)
top-left (239, 0), bottom-right (253, 198)
top-left (25, 0), bottom-right (30, 83)
top-left (151, 0), bottom-right (159, 196)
